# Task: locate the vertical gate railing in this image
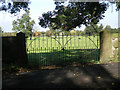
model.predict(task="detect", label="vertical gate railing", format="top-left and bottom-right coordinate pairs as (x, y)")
top-left (26, 32), bottom-right (100, 67)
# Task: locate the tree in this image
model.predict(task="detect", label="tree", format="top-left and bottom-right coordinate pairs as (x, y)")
top-left (0, 0), bottom-right (30, 14)
top-left (104, 25), bottom-right (111, 31)
top-left (0, 26), bottom-right (2, 31)
top-left (41, 31), bottom-right (45, 35)
top-left (37, 31), bottom-right (41, 36)
top-left (70, 30), bottom-right (76, 36)
top-left (111, 28), bottom-right (118, 33)
top-left (84, 24), bottom-right (103, 36)
top-left (12, 10), bottom-right (35, 36)
top-left (75, 30), bottom-right (83, 36)
top-left (0, 0), bottom-right (120, 15)
top-left (0, 26), bottom-right (3, 36)
top-left (45, 30), bottom-right (51, 37)
top-left (64, 31), bottom-right (70, 36)
top-left (33, 31), bottom-right (41, 36)
top-left (39, 2), bottom-right (108, 31)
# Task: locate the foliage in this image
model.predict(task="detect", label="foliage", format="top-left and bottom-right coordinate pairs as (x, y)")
top-left (116, 1), bottom-right (120, 10)
top-left (49, 26), bottom-right (56, 35)
top-left (39, 2), bottom-right (108, 31)
top-left (111, 28), bottom-right (118, 33)
top-left (0, 26), bottom-right (3, 36)
top-left (104, 25), bottom-right (119, 33)
top-left (0, 26), bottom-right (2, 31)
top-left (0, 0), bottom-right (119, 15)
top-left (104, 25), bottom-right (111, 31)
top-left (33, 31), bottom-right (41, 36)
top-left (45, 30), bottom-right (51, 37)
top-left (37, 31), bottom-right (41, 36)
top-left (70, 30), bottom-right (76, 36)
top-left (12, 10), bottom-right (35, 37)
top-left (2, 32), bottom-right (16, 36)
top-left (84, 24), bottom-right (103, 36)
top-left (50, 29), bottom-right (56, 36)
top-left (105, 26), bottom-right (119, 33)
top-left (41, 31), bottom-right (45, 35)
top-left (75, 30), bottom-right (83, 36)
top-left (0, 0), bottom-right (30, 14)
top-left (64, 31), bottom-right (70, 36)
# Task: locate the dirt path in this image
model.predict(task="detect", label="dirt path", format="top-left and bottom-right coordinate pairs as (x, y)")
top-left (2, 62), bottom-right (120, 89)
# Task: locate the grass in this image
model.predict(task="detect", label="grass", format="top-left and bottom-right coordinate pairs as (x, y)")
top-left (112, 33), bottom-right (118, 38)
top-left (3, 34), bottom-right (119, 76)
top-left (26, 36), bottom-right (100, 53)
top-left (26, 35), bottom-right (100, 66)
top-left (28, 49), bottom-right (100, 66)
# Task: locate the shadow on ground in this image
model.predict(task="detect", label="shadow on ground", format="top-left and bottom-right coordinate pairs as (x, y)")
top-left (2, 62), bottom-right (120, 89)
top-left (28, 49), bottom-right (100, 66)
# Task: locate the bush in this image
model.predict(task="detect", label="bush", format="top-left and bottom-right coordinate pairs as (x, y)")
top-left (37, 32), bottom-right (41, 36)
top-left (33, 31), bottom-right (41, 36)
top-left (46, 30), bottom-right (52, 37)
top-left (64, 31), bottom-right (70, 36)
top-left (70, 30), bottom-right (76, 36)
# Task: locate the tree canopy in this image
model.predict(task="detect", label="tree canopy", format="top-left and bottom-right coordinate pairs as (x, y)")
top-left (84, 24), bottom-right (103, 36)
top-left (0, 0), bottom-right (120, 33)
top-left (0, 0), bottom-right (30, 14)
top-left (0, 0), bottom-right (119, 15)
top-left (0, 26), bottom-right (3, 36)
top-left (12, 10), bottom-right (35, 36)
top-left (0, 26), bottom-right (2, 31)
top-left (38, 2), bottom-right (109, 31)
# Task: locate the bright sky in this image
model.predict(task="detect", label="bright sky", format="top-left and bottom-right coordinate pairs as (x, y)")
top-left (0, 0), bottom-right (118, 32)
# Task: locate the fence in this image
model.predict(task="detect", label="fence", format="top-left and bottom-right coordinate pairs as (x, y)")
top-left (26, 33), bottom-right (100, 67)
top-left (2, 30), bottom-right (118, 67)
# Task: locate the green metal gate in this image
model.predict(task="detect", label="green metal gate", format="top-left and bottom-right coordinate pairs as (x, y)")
top-left (26, 33), bottom-right (100, 67)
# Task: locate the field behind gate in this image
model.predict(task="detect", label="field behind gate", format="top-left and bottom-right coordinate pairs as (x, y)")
top-left (26, 35), bottom-right (100, 66)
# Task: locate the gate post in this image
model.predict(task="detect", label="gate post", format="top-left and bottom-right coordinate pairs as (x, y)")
top-left (100, 29), bottom-right (112, 63)
top-left (118, 11), bottom-right (120, 61)
top-left (16, 32), bottom-right (28, 65)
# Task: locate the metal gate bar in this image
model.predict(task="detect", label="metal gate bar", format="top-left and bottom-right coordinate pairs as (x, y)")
top-left (26, 32), bottom-right (100, 67)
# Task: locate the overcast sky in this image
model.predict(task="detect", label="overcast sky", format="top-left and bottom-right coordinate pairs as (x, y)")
top-left (0, 0), bottom-right (119, 32)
